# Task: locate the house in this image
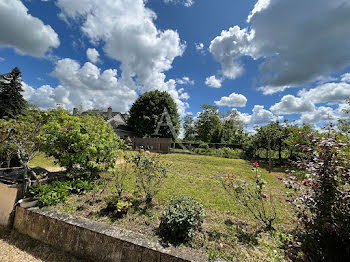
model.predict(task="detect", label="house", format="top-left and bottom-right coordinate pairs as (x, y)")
top-left (73, 106), bottom-right (136, 139)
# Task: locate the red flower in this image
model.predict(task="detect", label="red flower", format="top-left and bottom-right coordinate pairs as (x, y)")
top-left (253, 162), bottom-right (259, 167)
top-left (261, 194), bottom-right (268, 199)
top-left (254, 176), bottom-right (258, 179)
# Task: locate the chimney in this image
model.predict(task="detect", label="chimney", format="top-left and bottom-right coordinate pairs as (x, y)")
top-left (107, 106), bottom-right (112, 119)
top-left (73, 108), bottom-right (78, 116)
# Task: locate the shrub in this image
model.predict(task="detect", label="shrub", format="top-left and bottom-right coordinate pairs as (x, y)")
top-left (222, 162), bottom-right (277, 231)
top-left (131, 149), bottom-right (168, 203)
top-left (159, 195), bottom-right (205, 244)
top-left (110, 152), bottom-right (132, 198)
top-left (40, 109), bottom-right (124, 177)
top-left (26, 178), bottom-right (94, 207)
top-left (285, 125), bottom-right (350, 261)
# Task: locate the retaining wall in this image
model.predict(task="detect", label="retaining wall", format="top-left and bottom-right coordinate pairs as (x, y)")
top-left (14, 207), bottom-right (210, 262)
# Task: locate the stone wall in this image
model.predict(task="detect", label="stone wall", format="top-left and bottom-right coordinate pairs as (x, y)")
top-left (14, 207), bottom-right (210, 262)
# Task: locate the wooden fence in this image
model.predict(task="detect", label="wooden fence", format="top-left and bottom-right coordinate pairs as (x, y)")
top-left (132, 137), bottom-right (173, 154)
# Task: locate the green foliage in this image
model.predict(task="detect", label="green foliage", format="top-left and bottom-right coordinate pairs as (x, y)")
top-left (159, 195), bottom-right (205, 244)
top-left (183, 113), bottom-right (196, 141)
top-left (40, 109), bottom-right (124, 176)
top-left (194, 105), bottom-right (221, 143)
top-left (128, 90), bottom-right (180, 138)
top-left (193, 147), bottom-right (242, 159)
top-left (286, 126), bottom-right (350, 261)
top-left (26, 179), bottom-right (94, 207)
top-left (0, 67), bottom-right (27, 119)
top-left (110, 152), bottom-right (133, 197)
top-left (222, 163), bottom-right (277, 230)
top-left (131, 150), bottom-right (169, 203)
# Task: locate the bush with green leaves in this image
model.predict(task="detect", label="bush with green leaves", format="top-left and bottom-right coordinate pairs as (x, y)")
top-left (26, 179), bottom-right (94, 207)
top-left (222, 162), bottom-right (277, 231)
top-left (131, 149), bottom-right (168, 203)
top-left (159, 195), bottom-right (205, 244)
top-left (40, 109), bottom-right (124, 177)
top-left (110, 152), bottom-right (133, 198)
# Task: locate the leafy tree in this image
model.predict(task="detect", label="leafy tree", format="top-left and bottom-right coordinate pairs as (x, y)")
top-left (182, 113), bottom-right (196, 141)
top-left (128, 90), bottom-right (180, 138)
top-left (194, 104), bottom-right (221, 143)
top-left (0, 108), bottom-right (45, 192)
top-left (221, 109), bottom-right (245, 144)
top-left (0, 67), bottom-right (26, 119)
top-left (40, 109), bottom-right (124, 177)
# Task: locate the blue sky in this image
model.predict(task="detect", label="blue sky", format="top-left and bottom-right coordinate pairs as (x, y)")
top-left (1, 0), bottom-right (350, 127)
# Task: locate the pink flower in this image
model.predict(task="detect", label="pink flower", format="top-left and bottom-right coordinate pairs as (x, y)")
top-left (145, 150), bottom-right (151, 155)
top-left (261, 194), bottom-right (268, 199)
top-left (253, 162), bottom-right (259, 167)
top-left (254, 176), bottom-right (258, 179)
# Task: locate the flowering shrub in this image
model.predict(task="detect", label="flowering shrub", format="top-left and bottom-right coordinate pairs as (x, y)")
top-left (110, 152), bottom-right (133, 198)
top-left (159, 195), bottom-right (205, 244)
top-left (285, 125), bottom-right (350, 260)
top-left (131, 149), bottom-right (169, 203)
top-left (222, 162), bottom-right (276, 230)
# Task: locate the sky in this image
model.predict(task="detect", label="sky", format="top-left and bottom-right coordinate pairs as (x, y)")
top-left (1, 0), bottom-right (350, 128)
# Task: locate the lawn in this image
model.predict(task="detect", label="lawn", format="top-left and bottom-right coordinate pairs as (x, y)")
top-left (32, 153), bottom-right (295, 261)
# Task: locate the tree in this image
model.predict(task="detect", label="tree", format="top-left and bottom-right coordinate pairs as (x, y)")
top-left (194, 104), bottom-right (221, 143)
top-left (0, 67), bottom-right (26, 119)
top-left (41, 109), bottom-right (124, 177)
top-left (0, 108), bottom-right (45, 192)
top-left (128, 90), bottom-right (180, 138)
top-left (221, 109), bottom-right (245, 144)
top-left (182, 113), bottom-right (196, 141)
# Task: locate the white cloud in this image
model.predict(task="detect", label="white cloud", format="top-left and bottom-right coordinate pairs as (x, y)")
top-left (24, 58), bottom-right (137, 112)
top-left (215, 92), bottom-right (247, 107)
top-left (163, 0), bottom-right (194, 7)
top-left (341, 73), bottom-right (350, 83)
top-left (57, 0), bottom-right (188, 115)
top-left (86, 48), bottom-right (100, 64)
top-left (0, 0), bottom-right (59, 57)
top-left (209, 0), bottom-right (350, 88)
top-left (300, 106), bottom-right (337, 124)
top-left (205, 75), bottom-right (222, 88)
top-left (239, 105), bottom-right (274, 125)
top-left (195, 42), bottom-right (204, 50)
top-left (297, 82), bottom-right (350, 104)
top-left (257, 85), bottom-right (291, 95)
top-left (209, 26), bottom-right (256, 80)
top-left (270, 95), bottom-right (315, 114)
top-left (0, 57), bottom-right (4, 62)
top-left (176, 77), bottom-right (194, 85)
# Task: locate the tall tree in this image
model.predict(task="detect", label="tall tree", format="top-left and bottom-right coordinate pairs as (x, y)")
top-left (221, 109), bottom-right (245, 144)
top-left (128, 90), bottom-right (180, 138)
top-left (0, 67), bottom-right (26, 119)
top-left (183, 113), bottom-right (196, 141)
top-left (194, 104), bottom-right (221, 143)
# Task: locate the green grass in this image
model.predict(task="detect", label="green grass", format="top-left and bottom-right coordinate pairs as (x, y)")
top-left (29, 152), bottom-right (57, 168)
top-left (34, 152), bottom-right (295, 261)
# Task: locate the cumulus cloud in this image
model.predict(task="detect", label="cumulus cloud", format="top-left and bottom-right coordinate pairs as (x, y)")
top-left (239, 105), bottom-right (274, 125)
top-left (297, 82), bottom-right (350, 104)
top-left (0, 0), bottom-right (59, 57)
top-left (163, 0), bottom-right (194, 7)
top-left (205, 75), bottom-right (222, 88)
top-left (215, 92), bottom-right (247, 107)
top-left (86, 48), bottom-right (100, 64)
top-left (300, 106), bottom-right (337, 124)
top-left (341, 73), bottom-right (350, 83)
top-left (270, 95), bottom-right (315, 114)
top-left (56, 0), bottom-right (188, 115)
top-left (176, 77), bottom-right (194, 85)
top-left (257, 85), bottom-right (291, 95)
top-left (24, 58), bottom-right (138, 112)
top-left (209, 0), bottom-right (350, 88)
top-left (209, 26), bottom-right (256, 80)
